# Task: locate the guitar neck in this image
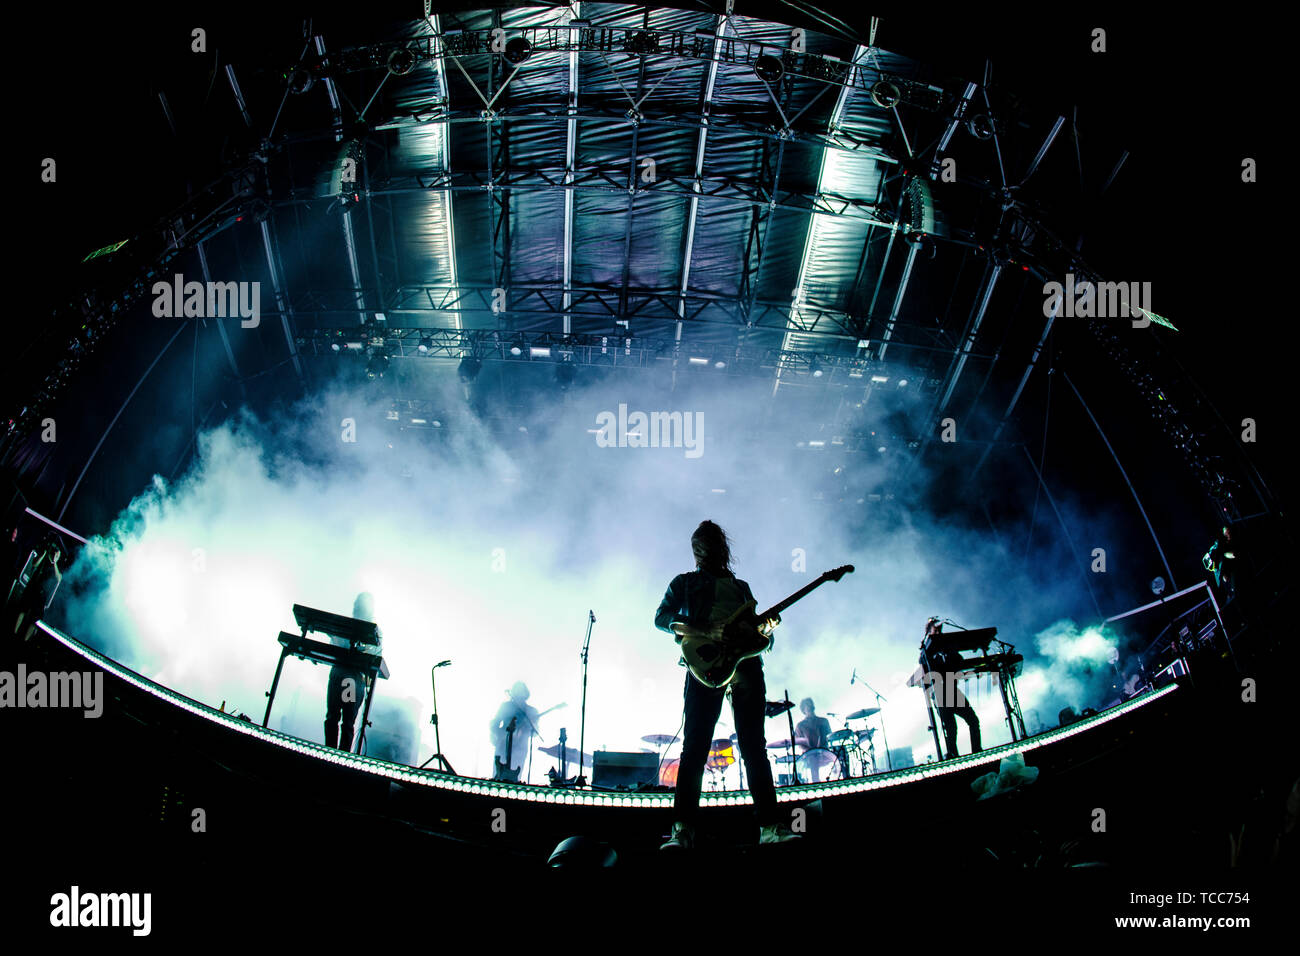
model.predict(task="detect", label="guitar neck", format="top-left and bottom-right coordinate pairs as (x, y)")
top-left (760, 573), bottom-right (834, 620)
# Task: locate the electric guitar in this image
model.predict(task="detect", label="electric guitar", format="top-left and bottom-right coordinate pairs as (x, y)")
top-left (672, 565), bottom-right (854, 688)
top-left (492, 702), bottom-right (566, 782)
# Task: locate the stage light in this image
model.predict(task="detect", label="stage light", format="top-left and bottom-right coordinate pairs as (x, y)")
top-left (688, 356), bottom-right (708, 365)
top-left (365, 352), bottom-right (388, 379)
top-left (714, 360), bottom-right (726, 369)
top-left (898, 379), bottom-right (908, 387)
top-left (871, 374), bottom-right (888, 383)
top-left (530, 346), bottom-right (551, 358)
top-left (753, 54), bottom-right (784, 83)
top-left (458, 357), bottom-right (482, 382)
top-left (286, 67), bottom-right (314, 95)
top-left (418, 336), bottom-right (432, 353)
top-left (627, 30), bottom-right (659, 54)
top-left (966, 114), bottom-right (995, 140)
top-left (1150, 576), bottom-right (1166, 596)
top-left (810, 362), bottom-right (824, 377)
top-left (388, 49), bottom-right (417, 76)
top-left (870, 80), bottom-right (900, 109)
top-left (504, 37), bottom-right (532, 63)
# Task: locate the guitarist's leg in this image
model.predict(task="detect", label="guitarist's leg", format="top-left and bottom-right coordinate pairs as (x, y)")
top-left (675, 673), bottom-right (725, 826)
top-left (729, 660), bottom-right (778, 826)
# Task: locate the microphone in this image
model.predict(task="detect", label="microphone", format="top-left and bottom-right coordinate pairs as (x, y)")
top-left (850, 668), bottom-right (857, 685)
top-left (589, 610), bottom-right (596, 623)
top-left (434, 660), bottom-right (452, 668)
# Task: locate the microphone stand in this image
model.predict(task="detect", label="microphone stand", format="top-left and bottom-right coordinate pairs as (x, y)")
top-left (783, 689), bottom-right (799, 785)
top-left (852, 670), bottom-right (892, 772)
top-left (576, 611), bottom-right (595, 787)
top-left (419, 661), bottom-right (456, 774)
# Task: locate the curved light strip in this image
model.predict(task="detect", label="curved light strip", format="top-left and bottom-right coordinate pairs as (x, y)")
top-left (36, 620), bottom-right (1177, 808)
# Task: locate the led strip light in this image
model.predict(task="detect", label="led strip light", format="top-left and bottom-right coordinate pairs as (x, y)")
top-left (37, 621), bottom-right (1178, 808)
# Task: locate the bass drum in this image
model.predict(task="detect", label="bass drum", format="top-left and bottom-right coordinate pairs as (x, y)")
top-left (794, 748), bottom-right (844, 783)
top-left (659, 757), bottom-right (680, 788)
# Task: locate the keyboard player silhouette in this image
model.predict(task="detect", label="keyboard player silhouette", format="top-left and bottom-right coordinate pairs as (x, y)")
top-left (921, 617), bottom-right (981, 759)
top-left (325, 592), bottom-right (382, 751)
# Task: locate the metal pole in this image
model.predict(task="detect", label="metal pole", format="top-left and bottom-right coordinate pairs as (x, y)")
top-left (1063, 373), bottom-right (1177, 590)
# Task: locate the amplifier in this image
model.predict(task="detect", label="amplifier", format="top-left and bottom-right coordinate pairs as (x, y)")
top-left (591, 751), bottom-right (658, 789)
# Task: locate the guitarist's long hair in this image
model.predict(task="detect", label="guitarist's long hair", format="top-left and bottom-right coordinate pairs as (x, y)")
top-left (691, 520), bottom-right (733, 575)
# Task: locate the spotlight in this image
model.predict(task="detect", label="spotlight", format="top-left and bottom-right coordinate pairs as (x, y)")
top-left (897, 379), bottom-right (908, 387)
top-left (458, 356), bottom-right (482, 382)
top-left (418, 336), bottom-right (432, 353)
top-left (627, 30), bottom-right (659, 54)
top-left (810, 361), bottom-right (823, 378)
top-left (1150, 576), bottom-right (1166, 596)
top-left (966, 114), bottom-right (995, 141)
top-left (530, 346), bottom-right (551, 358)
top-left (510, 341), bottom-right (523, 357)
top-left (387, 48), bottom-right (417, 76)
top-left (287, 67), bottom-right (315, 95)
top-left (869, 80), bottom-right (900, 109)
top-left (688, 356), bottom-right (708, 365)
top-left (504, 37), bottom-right (532, 64)
top-left (548, 836), bottom-right (616, 868)
top-left (365, 352), bottom-right (389, 379)
top-left (714, 360), bottom-right (727, 369)
top-left (753, 54), bottom-right (784, 84)
top-left (871, 375), bottom-right (888, 383)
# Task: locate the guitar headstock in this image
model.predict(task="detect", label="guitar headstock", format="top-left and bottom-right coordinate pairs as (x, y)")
top-left (825, 564), bottom-right (855, 582)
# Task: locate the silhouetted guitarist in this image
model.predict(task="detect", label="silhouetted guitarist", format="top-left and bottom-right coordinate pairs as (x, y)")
top-left (654, 520), bottom-right (799, 849)
top-left (490, 682), bottom-right (540, 782)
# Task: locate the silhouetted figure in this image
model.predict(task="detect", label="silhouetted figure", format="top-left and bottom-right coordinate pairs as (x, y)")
top-left (655, 520), bottom-right (799, 849)
top-left (795, 697), bottom-right (831, 750)
top-left (490, 682), bottom-right (540, 781)
top-left (923, 617), bottom-right (981, 760)
top-left (1203, 524), bottom-right (1238, 601)
top-left (324, 592), bottom-right (379, 751)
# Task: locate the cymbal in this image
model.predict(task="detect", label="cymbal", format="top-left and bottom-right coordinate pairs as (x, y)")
top-left (764, 700), bottom-right (794, 717)
top-left (767, 738), bottom-right (810, 750)
top-left (846, 707), bottom-right (880, 719)
top-left (539, 744), bottom-right (594, 762)
top-left (641, 734), bottom-right (679, 746)
top-left (826, 729), bottom-right (856, 744)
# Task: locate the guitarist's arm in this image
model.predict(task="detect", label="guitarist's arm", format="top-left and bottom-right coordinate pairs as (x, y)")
top-left (655, 573), bottom-right (691, 641)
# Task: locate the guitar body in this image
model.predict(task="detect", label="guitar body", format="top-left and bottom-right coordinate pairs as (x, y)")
top-left (492, 757), bottom-right (520, 782)
top-left (679, 601), bottom-right (771, 689)
top-left (675, 565), bottom-right (854, 689)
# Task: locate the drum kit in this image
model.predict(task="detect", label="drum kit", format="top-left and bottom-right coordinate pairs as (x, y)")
top-left (640, 703), bottom-right (886, 789)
